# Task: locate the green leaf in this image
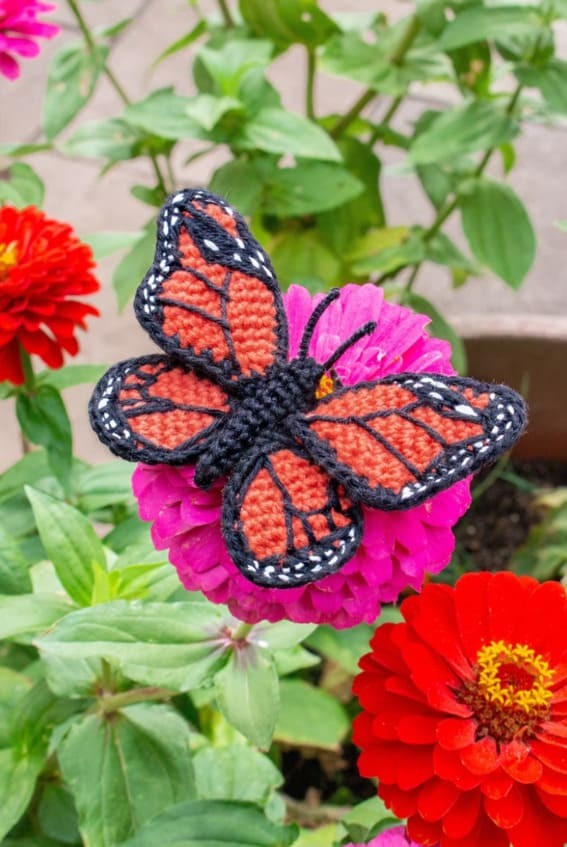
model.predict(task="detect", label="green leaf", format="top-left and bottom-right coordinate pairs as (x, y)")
top-left (113, 226), bottom-right (155, 310)
top-left (440, 5), bottom-right (542, 50)
top-left (26, 487), bottom-right (105, 606)
top-left (264, 163), bottom-right (363, 217)
top-left (409, 101), bottom-right (517, 165)
top-left (0, 749), bottom-right (44, 840)
top-left (64, 118), bottom-right (144, 161)
top-left (215, 646), bottom-right (279, 750)
top-left (352, 228), bottom-right (425, 275)
top-left (196, 40), bottom-right (274, 97)
top-left (0, 163), bottom-right (45, 208)
top-left (0, 594), bottom-right (73, 640)
top-left (58, 704), bottom-right (196, 847)
top-left (516, 60), bottom-right (567, 115)
top-left (239, 0), bottom-right (338, 46)
top-left (37, 600), bottom-right (230, 690)
top-left (0, 451), bottom-right (51, 504)
top-left (306, 624), bottom-right (374, 675)
top-left (119, 800), bottom-right (298, 847)
top-left (43, 41), bottom-right (109, 140)
top-left (555, 220), bottom-right (567, 232)
top-left (270, 230), bottom-right (341, 289)
top-left (404, 292), bottom-right (467, 375)
top-left (16, 386), bottom-right (72, 492)
top-left (37, 363), bottom-right (107, 391)
top-left (38, 783), bottom-right (81, 845)
top-left (236, 108), bottom-right (341, 161)
top-left (274, 680), bottom-right (348, 750)
top-left (0, 527), bottom-right (32, 595)
top-left (338, 796), bottom-right (400, 842)
top-left (194, 743), bottom-right (282, 807)
top-left (250, 621), bottom-right (316, 651)
top-left (0, 668), bottom-right (32, 747)
top-left (124, 88), bottom-right (208, 140)
top-left (294, 825), bottom-right (337, 847)
top-left (209, 159), bottom-right (267, 216)
top-left (187, 94), bottom-right (245, 132)
top-left (459, 178), bottom-right (536, 288)
top-left (154, 20), bottom-right (208, 66)
top-left (0, 142), bottom-right (52, 156)
top-left (74, 461), bottom-right (134, 512)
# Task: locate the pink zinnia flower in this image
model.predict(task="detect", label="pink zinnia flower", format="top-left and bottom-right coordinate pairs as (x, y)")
top-left (346, 826), bottom-right (428, 847)
top-left (0, 1), bottom-right (59, 80)
top-left (133, 284), bottom-right (471, 628)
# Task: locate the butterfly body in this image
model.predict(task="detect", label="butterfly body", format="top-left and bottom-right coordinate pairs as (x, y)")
top-left (90, 188), bottom-right (527, 589)
top-left (194, 356), bottom-right (326, 488)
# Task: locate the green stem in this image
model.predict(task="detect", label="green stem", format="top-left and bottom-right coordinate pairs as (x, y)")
top-left (18, 346), bottom-right (34, 455)
top-left (329, 15), bottom-right (421, 140)
top-left (218, 0), bottom-right (235, 28)
top-left (305, 47), bottom-right (317, 120)
top-left (95, 686), bottom-right (176, 715)
top-left (233, 622), bottom-right (254, 641)
top-left (65, 0), bottom-right (170, 195)
top-left (402, 83), bottom-right (524, 295)
top-left (368, 95), bottom-right (403, 146)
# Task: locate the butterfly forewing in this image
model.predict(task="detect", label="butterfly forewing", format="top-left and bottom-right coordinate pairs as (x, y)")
top-left (89, 354), bottom-right (231, 463)
top-left (291, 374), bottom-right (527, 510)
top-left (223, 441), bottom-right (363, 587)
top-left (135, 189), bottom-right (288, 382)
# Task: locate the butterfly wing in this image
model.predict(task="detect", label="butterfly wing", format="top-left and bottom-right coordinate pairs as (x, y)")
top-left (135, 188), bottom-right (288, 383)
top-left (222, 440), bottom-right (363, 587)
top-left (290, 374), bottom-right (527, 510)
top-left (89, 354), bottom-right (231, 464)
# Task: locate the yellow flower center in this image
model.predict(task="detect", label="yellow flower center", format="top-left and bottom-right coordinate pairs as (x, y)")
top-left (476, 640), bottom-right (554, 712)
top-left (0, 241), bottom-right (18, 278)
top-left (457, 640), bottom-right (554, 745)
top-left (315, 373), bottom-right (335, 400)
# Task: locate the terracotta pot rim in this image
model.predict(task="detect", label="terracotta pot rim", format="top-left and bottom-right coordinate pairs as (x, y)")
top-left (450, 313), bottom-right (567, 341)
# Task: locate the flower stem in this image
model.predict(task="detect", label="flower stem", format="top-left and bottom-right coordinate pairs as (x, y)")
top-left (329, 15), bottom-right (421, 140)
top-left (65, 0), bottom-right (171, 195)
top-left (305, 47), bottom-right (317, 120)
top-left (402, 83), bottom-right (524, 296)
top-left (218, 0), bottom-right (235, 28)
top-left (18, 347), bottom-right (35, 455)
top-left (95, 686), bottom-right (176, 715)
top-left (233, 622), bottom-right (254, 641)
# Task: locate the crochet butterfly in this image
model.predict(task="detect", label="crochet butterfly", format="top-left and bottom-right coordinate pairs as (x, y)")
top-left (90, 189), bottom-right (526, 589)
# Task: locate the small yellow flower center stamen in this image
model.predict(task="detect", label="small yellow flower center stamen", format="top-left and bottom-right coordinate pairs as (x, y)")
top-left (457, 640), bottom-right (554, 746)
top-left (0, 241), bottom-right (18, 278)
top-left (315, 373), bottom-right (334, 400)
top-left (476, 640), bottom-right (554, 712)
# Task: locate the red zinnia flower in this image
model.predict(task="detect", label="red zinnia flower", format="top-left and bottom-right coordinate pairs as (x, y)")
top-left (0, 205), bottom-right (99, 383)
top-left (353, 572), bottom-right (567, 847)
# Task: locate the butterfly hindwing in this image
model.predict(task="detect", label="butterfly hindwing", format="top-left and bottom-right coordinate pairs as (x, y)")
top-left (222, 440), bottom-right (363, 587)
top-left (291, 374), bottom-right (527, 510)
top-left (135, 189), bottom-right (288, 383)
top-left (89, 354), bottom-right (231, 464)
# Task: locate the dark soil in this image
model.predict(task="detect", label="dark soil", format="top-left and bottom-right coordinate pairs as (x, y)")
top-left (455, 460), bottom-right (567, 570)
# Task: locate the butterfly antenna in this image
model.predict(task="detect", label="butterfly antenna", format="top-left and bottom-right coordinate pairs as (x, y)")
top-left (321, 321), bottom-right (377, 372)
top-left (298, 288), bottom-right (341, 359)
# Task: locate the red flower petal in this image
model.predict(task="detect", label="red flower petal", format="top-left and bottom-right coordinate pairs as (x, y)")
top-left (454, 571), bottom-right (492, 660)
top-left (484, 782), bottom-right (524, 828)
top-left (487, 571), bottom-right (534, 644)
top-left (0, 338), bottom-right (23, 383)
top-left (403, 584), bottom-right (472, 678)
top-left (397, 713), bottom-right (440, 744)
top-left (442, 788), bottom-right (482, 838)
top-left (407, 815), bottom-right (443, 846)
top-left (460, 737), bottom-right (499, 776)
top-left (436, 717), bottom-right (477, 750)
top-left (501, 741), bottom-right (543, 784)
top-left (538, 785), bottom-right (567, 817)
top-left (433, 746), bottom-right (483, 790)
top-left (531, 739), bottom-right (567, 774)
top-left (508, 788), bottom-right (567, 847)
top-left (480, 768), bottom-right (514, 800)
top-left (417, 776), bottom-right (459, 821)
top-left (379, 782), bottom-right (419, 818)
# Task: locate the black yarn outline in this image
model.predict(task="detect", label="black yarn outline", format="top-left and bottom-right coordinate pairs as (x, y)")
top-left (289, 374), bottom-right (527, 511)
top-left (221, 438), bottom-right (363, 588)
top-left (88, 353), bottom-right (232, 465)
top-left (133, 188), bottom-right (289, 388)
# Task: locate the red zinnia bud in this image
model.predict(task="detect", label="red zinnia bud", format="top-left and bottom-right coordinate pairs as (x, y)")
top-left (353, 572), bottom-right (567, 847)
top-left (0, 205), bottom-right (99, 384)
